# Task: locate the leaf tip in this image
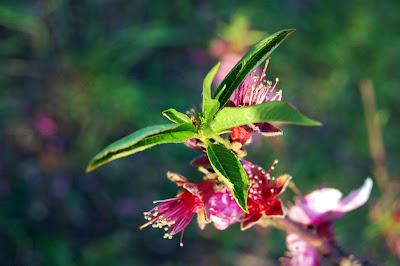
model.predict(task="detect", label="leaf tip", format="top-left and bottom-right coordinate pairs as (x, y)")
top-left (85, 162), bottom-right (96, 173)
top-left (281, 28), bottom-right (296, 35)
top-left (308, 119), bottom-right (323, 126)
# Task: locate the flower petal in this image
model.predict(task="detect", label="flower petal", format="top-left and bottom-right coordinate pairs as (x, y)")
top-left (196, 206), bottom-right (210, 230)
top-left (288, 178), bottom-right (373, 226)
top-left (167, 171), bottom-right (187, 186)
top-left (271, 174), bottom-right (292, 195)
top-left (184, 138), bottom-right (203, 151)
top-left (190, 155), bottom-right (210, 167)
top-left (283, 233), bottom-right (320, 266)
top-left (265, 199), bottom-right (285, 216)
top-left (252, 122), bottom-right (283, 137)
top-left (338, 177), bottom-right (373, 213)
top-left (208, 189), bottom-right (243, 230)
top-left (288, 188), bottom-right (342, 225)
top-left (241, 212), bottom-right (263, 230)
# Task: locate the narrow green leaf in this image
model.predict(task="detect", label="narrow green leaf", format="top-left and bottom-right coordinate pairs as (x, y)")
top-left (202, 98), bottom-right (220, 123)
top-left (213, 29), bottom-right (295, 109)
top-left (202, 63), bottom-right (220, 102)
top-left (86, 123), bottom-right (196, 172)
top-left (210, 102), bottom-right (321, 133)
top-left (206, 143), bottom-right (249, 212)
top-left (202, 63), bottom-right (221, 119)
top-left (162, 108), bottom-right (192, 124)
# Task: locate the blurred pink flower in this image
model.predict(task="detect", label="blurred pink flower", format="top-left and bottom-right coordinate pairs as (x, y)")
top-left (288, 178), bottom-right (373, 226)
top-left (34, 112), bottom-right (57, 138)
top-left (214, 53), bottom-right (242, 86)
top-left (282, 233), bottom-right (319, 266)
top-left (283, 178), bottom-right (373, 265)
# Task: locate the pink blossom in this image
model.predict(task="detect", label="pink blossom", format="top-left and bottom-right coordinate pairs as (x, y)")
top-left (241, 160), bottom-right (291, 230)
top-left (282, 233), bottom-right (319, 266)
top-left (140, 173), bottom-right (215, 246)
top-left (284, 178), bottom-right (373, 265)
top-left (203, 160), bottom-right (291, 231)
top-left (141, 159), bottom-right (291, 244)
top-left (288, 178), bottom-right (373, 226)
top-left (228, 60), bottom-right (283, 144)
top-left (230, 60), bottom-right (282, 107)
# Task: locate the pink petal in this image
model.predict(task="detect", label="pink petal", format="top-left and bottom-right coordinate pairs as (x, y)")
top-left (288, 188), bottom-right (343, 225)
top-left (288, 178), bottom-right (373, 225)
top-left (251, 122), bottom-right (283, 137)
top-left (271, 174), bottom-right (291, 195)
top-left (265, 199), bottom-right (285, 216)
top-left (215, 53), bottom-right (242, 86)
top-left (184, 138), bottom-right (203, 151)
top-left (338, 177), bottom-right (373, 213)
top-left (208, 189), bottom-right (243, 230)
top-left (241, 212), bottom-right (262, 230)
top-left (283, 233), bottom-right (320, 266)
top-left (209, 215), bottom-right (233, 230)
top-left (190, 155), bottom-right (210, 167)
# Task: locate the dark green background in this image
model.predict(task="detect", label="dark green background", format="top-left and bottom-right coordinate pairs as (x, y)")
top-left (1, 0), bottom-right (399, 265)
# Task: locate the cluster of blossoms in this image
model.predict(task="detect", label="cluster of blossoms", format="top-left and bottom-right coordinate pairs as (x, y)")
top-left (140, 61), bottom-right (291, 245)
top-left (140, 58), bottom-right (373, 266)
top-left (140, 160), bottom-right (290, 246)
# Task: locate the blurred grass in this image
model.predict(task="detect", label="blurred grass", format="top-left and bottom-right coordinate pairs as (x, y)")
top-left (0, 0), bottom-right (399, 265)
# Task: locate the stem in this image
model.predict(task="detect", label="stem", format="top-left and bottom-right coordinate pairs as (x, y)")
top-left (359, 79), bottom-right (390, 193)
top-left (268, 217), bottom-right (376, 266)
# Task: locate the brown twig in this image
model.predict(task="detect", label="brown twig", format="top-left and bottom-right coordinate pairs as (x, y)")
top-left (359, 79), bottom-right (390, 192)
top-left (266, 217), bottom-right (376, 266)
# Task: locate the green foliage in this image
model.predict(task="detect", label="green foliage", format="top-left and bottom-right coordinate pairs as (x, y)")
top-left (202, 63), bottom-right (221, 120)
top-left (86, 29), bottom-right (320, 211)
top-left (206, 143), bottom-right (250, 212)
top-left (213, 29), bottom-right (295, 109)
top-left (162, 108), bottom-right (192, 124)
top-left (86, 123), bottom-right (196, 172)
top-left (210, 102), bottom-right (321, 133)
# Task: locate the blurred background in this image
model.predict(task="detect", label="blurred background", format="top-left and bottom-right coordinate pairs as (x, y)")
top-left (1, 0), bottom-right (399, 265)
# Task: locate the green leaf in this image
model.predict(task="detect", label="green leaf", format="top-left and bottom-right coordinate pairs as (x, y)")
top-left (206, 143), bottom-right (249, 212)
top-left (213, 29), bottom-right (295, 109)
top-left (202, 63), bottom-right (221, 119)
top-left (86, 123), bottom-right (196, 172)
top-left (202, 98), bottom-right (220, 121)
top-left (210, 102), bottom-right (321, 133)
top-left (162, 108), bottom-right (192, 124)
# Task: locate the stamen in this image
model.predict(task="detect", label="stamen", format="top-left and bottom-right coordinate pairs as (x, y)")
top-left (180, 230), bottom-right (185, 247)
top-left (270, 78), bottom-right (279, 92)
top-left (257, 58), bottom-right (270, 88)
top-left (268, 160), bottom-right (279, 175)
top-left (153, 198), bottom-right (176, 203)
top-left (140, 219), bottom-right (156, 230)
